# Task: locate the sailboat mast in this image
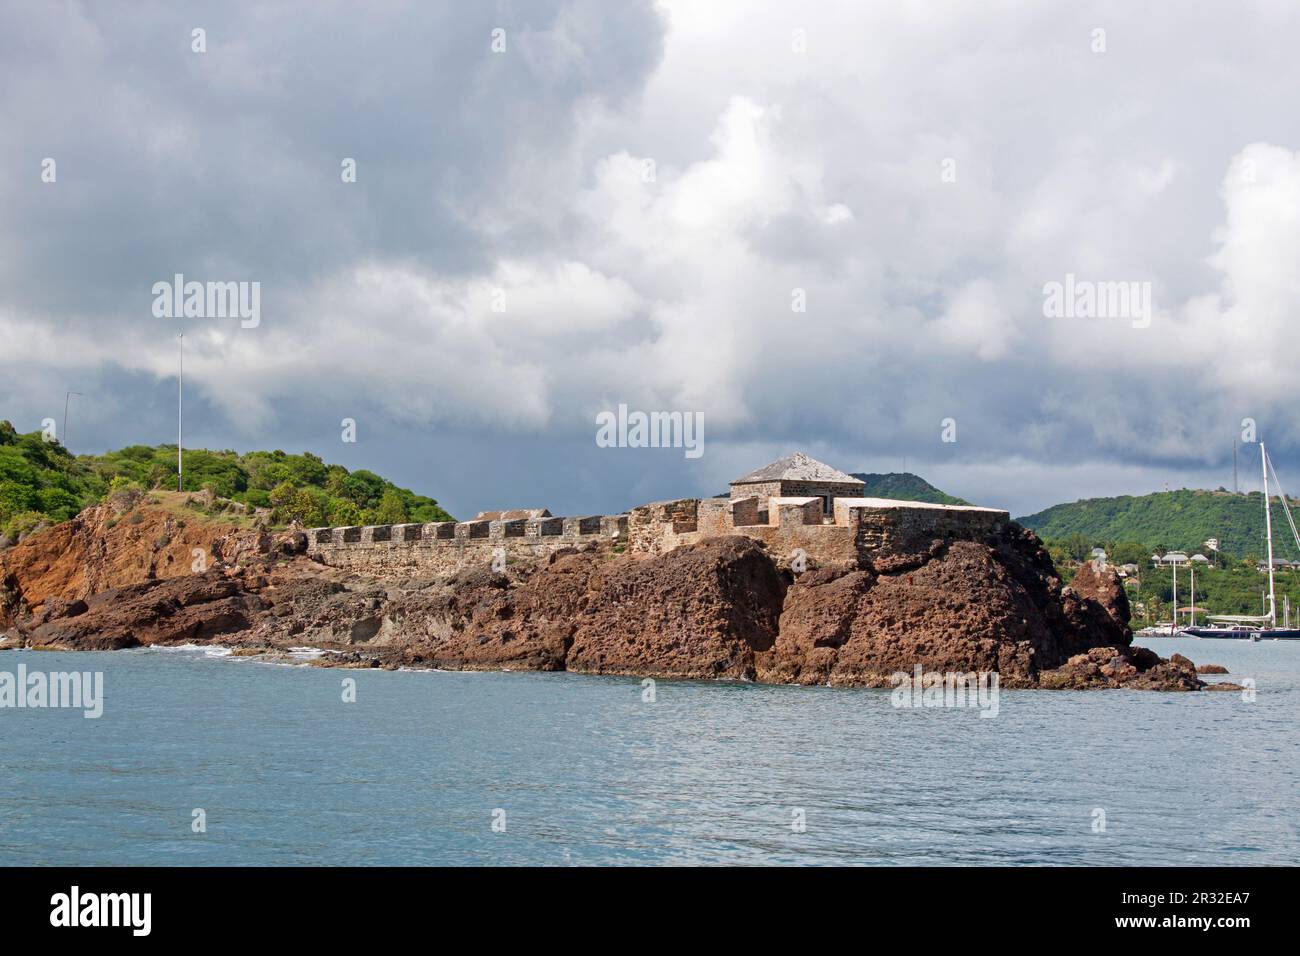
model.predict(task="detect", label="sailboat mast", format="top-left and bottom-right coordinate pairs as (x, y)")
top-left (1263, 442), bottom-right (1277, 627)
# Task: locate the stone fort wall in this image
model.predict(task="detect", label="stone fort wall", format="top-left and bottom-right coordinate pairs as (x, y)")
top-left (304, 515), bottom-right (629, 575)
top-left (305, 496), bottom-right (1009, 575)
top-left (627, 496), bottom-right (1008, 568)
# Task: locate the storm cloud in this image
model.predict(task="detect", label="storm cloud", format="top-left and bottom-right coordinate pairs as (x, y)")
top-left (3, 1), bottom-right (1299, 517)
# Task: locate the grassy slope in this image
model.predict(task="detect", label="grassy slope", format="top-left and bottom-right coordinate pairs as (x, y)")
top-left (0, 420), bottom-right (452, 540)
top-left (1017, 488), bottom-right (1300, 562)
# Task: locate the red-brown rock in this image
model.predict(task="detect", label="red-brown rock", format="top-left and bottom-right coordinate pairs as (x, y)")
top-left (0, 501), bottom-right (1209, 692)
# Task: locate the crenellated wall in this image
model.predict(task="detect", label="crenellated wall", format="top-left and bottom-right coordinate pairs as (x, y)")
top-left (305, 514), bottom-right (629, 575)
top-left (627, 495), bottom-right (1009, 569)
top-left (304, 496), bottom-right (1009, 576)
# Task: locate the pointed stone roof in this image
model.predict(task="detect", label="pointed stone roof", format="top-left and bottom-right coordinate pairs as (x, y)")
top-left (732, 452), bottom-right (861, 485)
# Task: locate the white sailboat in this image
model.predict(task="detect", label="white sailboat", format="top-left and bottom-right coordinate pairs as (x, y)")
top-left (1186, 442), bottom-right (1300, 640)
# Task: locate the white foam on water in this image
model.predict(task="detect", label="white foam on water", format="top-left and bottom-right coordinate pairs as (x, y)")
top-left (143, 642), bottom-right (234, 657)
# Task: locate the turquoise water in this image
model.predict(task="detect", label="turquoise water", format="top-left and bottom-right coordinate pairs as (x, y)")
top-left (1, 637), bottom-right (1296, 866)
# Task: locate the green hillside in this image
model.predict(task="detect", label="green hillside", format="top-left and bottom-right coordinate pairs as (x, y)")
top-left (0, 420), bottom-right (452, 545)
top-left (1125, 562), bottom-right (1300, 622)
top-left (850, 473), bottom-right (969, 506)
top-left (1017, 488), bottom-right (1299, 562)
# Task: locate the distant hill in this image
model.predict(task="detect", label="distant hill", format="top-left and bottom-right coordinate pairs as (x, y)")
top-left (0, 420), bottom-right (453, 544)
top-left (1017, 488), bottom-right (1300, 561)
top-left (849, 473), bottom-right (969, 506)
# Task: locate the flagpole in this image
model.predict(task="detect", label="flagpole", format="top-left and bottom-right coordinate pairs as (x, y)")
top-left (178, 333), bottom-right (184, 493)
top-left (62, 390), bottom-right (81, 449)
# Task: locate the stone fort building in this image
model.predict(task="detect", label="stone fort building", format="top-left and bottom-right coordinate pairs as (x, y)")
top-left (729, 452), bottom-right (865, 520)
top-left (304, 452), bottom-right (1008, 575)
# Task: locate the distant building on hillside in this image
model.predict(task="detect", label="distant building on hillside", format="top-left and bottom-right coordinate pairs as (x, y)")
top-left (1258, 557), bottom-right (1295, 571)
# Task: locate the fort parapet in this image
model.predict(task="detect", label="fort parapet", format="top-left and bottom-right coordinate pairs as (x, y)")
top-left (304, 496), bottom-right (1008, 576)
top-left (627, 495), bottom-right (1009, 568)
top-left (305, 514), bottom-right (630, 574)
top-left (304, 452), bottom-right (1007, 575)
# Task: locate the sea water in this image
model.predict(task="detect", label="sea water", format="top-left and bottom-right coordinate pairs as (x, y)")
top-left (0, 637), bottom-right (1295, 865)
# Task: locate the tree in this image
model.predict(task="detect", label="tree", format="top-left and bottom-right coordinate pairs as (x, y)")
top-left (289, 489), bottom-right (326, 527)
top-left (0, 480), bottom-right (41, 520)
top-left (375, 488), bottom-right (408, 524)
top-left (343, 470), bottom-right (387, 508)
top-left (269, 481), bottom-right (303, 525)
top-left (325, 466), bottom-right (349, 498)
top-left (269, 481), bottom-right (298, 510)
top-left (37, 487), bottom-right (81, 521)
top-left (1110, 541), bottom-right (1148, 567)
top-left (1065, 532), bottom-right (1091, 561)
top-left (284, 452), bottom-right (328, 488)
top-left (328, 499), bottom-right (362, 526)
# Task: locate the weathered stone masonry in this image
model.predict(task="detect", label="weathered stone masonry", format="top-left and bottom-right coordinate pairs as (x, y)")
top-left (304, 454), bottom-right (1008, 575)
top-left (628, 495), bottom-right (1008, 568)
top-left (305, 497), bottom-right (1008, 575)
top-left (305, 514), bottom-right (630, 574)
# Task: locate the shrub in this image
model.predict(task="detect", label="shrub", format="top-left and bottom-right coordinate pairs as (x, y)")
top-left (3, 510), bottom-right (46, 542)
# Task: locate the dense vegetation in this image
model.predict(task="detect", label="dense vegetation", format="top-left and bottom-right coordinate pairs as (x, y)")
top-left (1121, 563), bottom-right (1300, 623)
top-left (1016, 486), bottom-right (1300, 621)
top-left (0, 422), bottom-right (98, 542)
top-left (851, 473), bottom-right (969, 505)
top-left (1018, 488), bottom-right (1300, 562)
top-left (0, 421), bottom-right (453, 544)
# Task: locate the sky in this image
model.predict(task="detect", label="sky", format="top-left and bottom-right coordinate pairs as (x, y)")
top-left (3, 0), bottom-right (1300, 519)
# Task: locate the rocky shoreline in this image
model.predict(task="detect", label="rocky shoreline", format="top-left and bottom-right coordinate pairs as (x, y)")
top-left (0, 497), bottom-right (1217, 691)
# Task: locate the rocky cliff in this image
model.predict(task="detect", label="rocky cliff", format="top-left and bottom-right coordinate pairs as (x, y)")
top-left (0, 492), bottom-right (267, 628)
top-left (0, 498), bottom-right (1204, 690)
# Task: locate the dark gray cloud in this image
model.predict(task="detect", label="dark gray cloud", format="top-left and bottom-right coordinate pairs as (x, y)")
top-left (4, 1), bottom-right (1300, 519)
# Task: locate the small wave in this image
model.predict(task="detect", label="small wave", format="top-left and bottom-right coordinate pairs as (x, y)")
top-left (143, 642), bottom-right (234, 658)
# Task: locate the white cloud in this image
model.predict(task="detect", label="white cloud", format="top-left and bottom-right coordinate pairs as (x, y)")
top-left (6, 1), bottom-right (1300, 515)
